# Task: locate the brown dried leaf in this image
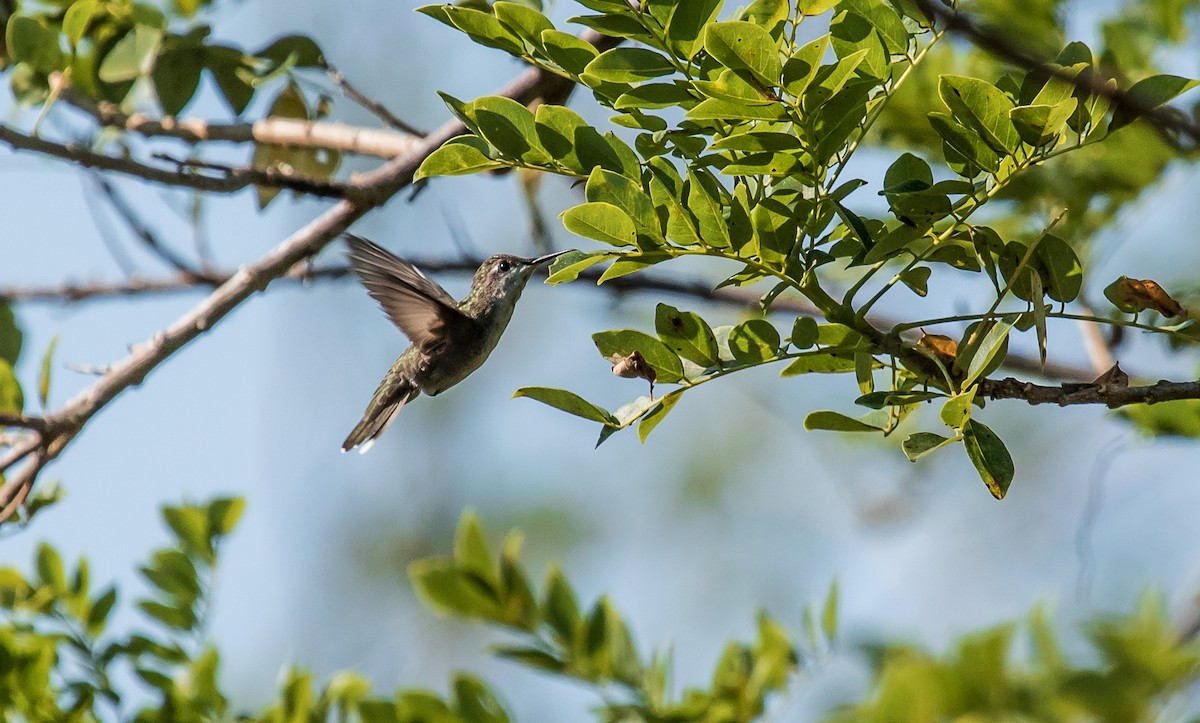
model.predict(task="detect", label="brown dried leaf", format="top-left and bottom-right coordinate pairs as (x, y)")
top-left (918, 332), bottom-right (958, 366)
top-left (1092, 362), bottom-right (1129, 388)
top-left (607, 350), bottom-right (656, 383)
top-left (1104, 276), bottom-right (1186, 317)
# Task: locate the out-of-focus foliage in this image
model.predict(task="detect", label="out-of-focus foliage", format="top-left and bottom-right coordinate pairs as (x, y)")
top-left (4, 502), bottom-right (1199, 722)
top-left (830, 600), bottom-right (1200, 722)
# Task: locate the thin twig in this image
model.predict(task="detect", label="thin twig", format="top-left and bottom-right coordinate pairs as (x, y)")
top-left (92, 173), bottom-right (201, 275)
top-left (327, 65), bottom-right (426, 136)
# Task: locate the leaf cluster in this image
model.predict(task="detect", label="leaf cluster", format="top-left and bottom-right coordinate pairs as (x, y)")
top-left (416, 0), bottom-right (1199, 497)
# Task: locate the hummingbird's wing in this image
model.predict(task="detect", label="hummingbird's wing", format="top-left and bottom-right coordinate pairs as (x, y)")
top-left (346, 235), bottom-right (473, 350)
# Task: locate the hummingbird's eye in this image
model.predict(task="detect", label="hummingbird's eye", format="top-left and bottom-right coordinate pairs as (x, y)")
top-left (498, 260), bottom-right (511, 272)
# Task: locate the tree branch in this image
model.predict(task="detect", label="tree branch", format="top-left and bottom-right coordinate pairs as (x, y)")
top-left (976, 376), bottom-right (1200, 407)
top-left (150, 152), bottom-right (367, 201)
top-left (0, 30), bottom-right (618, 524)
top-left (61, 85), bottom-right (419, 158)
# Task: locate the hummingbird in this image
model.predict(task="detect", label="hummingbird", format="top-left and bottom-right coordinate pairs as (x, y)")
top-left (342, 234), bottom-right (567, 453)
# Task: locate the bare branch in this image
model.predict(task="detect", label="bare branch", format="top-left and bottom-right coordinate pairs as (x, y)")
top-left (150, 152), bottom-right (367, 201)
top-left (0, 123), bottom-right (251, 193)
top-left (0, 413), bottom-right (46, 431)
top-left (61, 85), bottom-right (418, 158)
top-left (976, 376), bottom-right (1200, 407)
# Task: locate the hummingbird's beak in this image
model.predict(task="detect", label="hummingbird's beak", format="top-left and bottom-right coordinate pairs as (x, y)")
top-left (531, 250), bottom-right (571, 267)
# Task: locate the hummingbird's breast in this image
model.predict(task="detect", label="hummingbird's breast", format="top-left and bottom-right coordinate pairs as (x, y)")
top-left (412, 305), bottom-right (515, 396)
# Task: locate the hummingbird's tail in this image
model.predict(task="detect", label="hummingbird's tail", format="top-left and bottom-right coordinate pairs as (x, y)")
top-left (341, 379), bottom-right (420, 454)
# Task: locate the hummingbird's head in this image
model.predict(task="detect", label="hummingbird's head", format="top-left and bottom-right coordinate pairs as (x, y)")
top-left (470, 251), bottom-right (569, 308)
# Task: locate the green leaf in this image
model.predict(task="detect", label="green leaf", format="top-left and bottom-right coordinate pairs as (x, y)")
top-left (883, 152), bottom-right (933, 192)
top-left (902, 431), bottom-right (956, 461)
top-left (804, 410), bottom-right (883, 432)
top-left (829, 11), bottom-right (889, 79)
top-left (821, 579), bottom-right (839, 642)
top-left (723, 151), bottom-right (807, 177)
top-left (153, 45), bottom-right (206, 116)
top-left (7, 15), bottom-right (65, 73)
top-left (647, 159), bottom-right (702, 247)
top-left (1038, 234), bottom-right (1082, 303)
top-left (454, 512), bottom-right (499, 592)
top-left (433, 5), bottom-right (526, 55)
top-left (704, 21), bottom-right (781, 87)
top-left (163, 503), bottom-right (215, 563)
top-left (453, 674), bottom-right (509, 723)
top-left (1009, 99), bottom-right (1077, 146)
top-left (791, 317), bottom-right (819, 349)
top-left (539, 29), bottom-right (600, 75)
top-left (408, 560), bottom-right (503, 620)
top-left (545, 250), bottom-right (615, 284)
top-left (686, 171), bottom-right (730, 248)
top-left (561, 202), bottom-right (637, 247)
top-left (86, 587), bottom-right (118, 637)
top-left (534, 104), bottom-right (628, 176)
top-left (728, 319), bottom-right (780, 364)
top-left (416, 137), bottom-right (505, 179)
top-left (962, 419), bottom-right (1014, 499)
top-left (637, 391), bottom-right (681, 442)
top-left (665, 0), bottom-right (722, 58)
top-left (493, 646), bottom-right (566, 676)
top-left (855, 390), bottom-right (944, 409)
top-left (800, 0), bottom-right (843, 15)
top-left (780, 352), bottom-right (856, 375)
top-left (0, 302), bottom-right (21, 367)
top-left (927, 111), bottom-right (999, 174)
top-left (99, 25), bottom-right (163, 82)
top-left (207, 497), bottom-right (244, 537)
top-left (598, 254), bottom-right (672, 283)
top-left (613, 82), bottom-right (695, 110)
top-left (655, 304), bottom-right (719, 366)
top-left (938, 75), bottom-right (1021, 155)
top-left (36, 543), bottom-right (66, 593)
top-left (781, 35), bottom-right (829, 97)
top-left (63, 1), bottom-right (102, 46)
top-left (255, 34), bottom-right (325, 69)
top-left (513, 387), bottom-right (616, 424)
top-left (804, 48), bottom-right (869, 110)
top-left (1110, 74), bottom-right (1200, 133)
top-left (585, 168), bottom-right (659, 238)
top-left (138, 600), bottom-right (197, 630)
top-left (467, 96), bottom-right (550, 164)
top-left (961, 321), bottom-right (1011, 387)
top-left (0, 360), bottom-right (24, 416)
top-left (493, 2), bottom-right (553, 48)
top-left (583, 47), bottom-right (676, 83)
top-left (206, 46), bottom-right (255, 115)
top-left (542, 564), bottom-right (580, 645)
top-left (593, 329), bottom-right (684, 383)
top-left (686, 97), bottom-right (787, 121)
top-left (140, 549), bottom-right (201, 603)
top-left (939, 389), bottom-right (975, 429)
top-left (899, 266), bottom-right (930, 296)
